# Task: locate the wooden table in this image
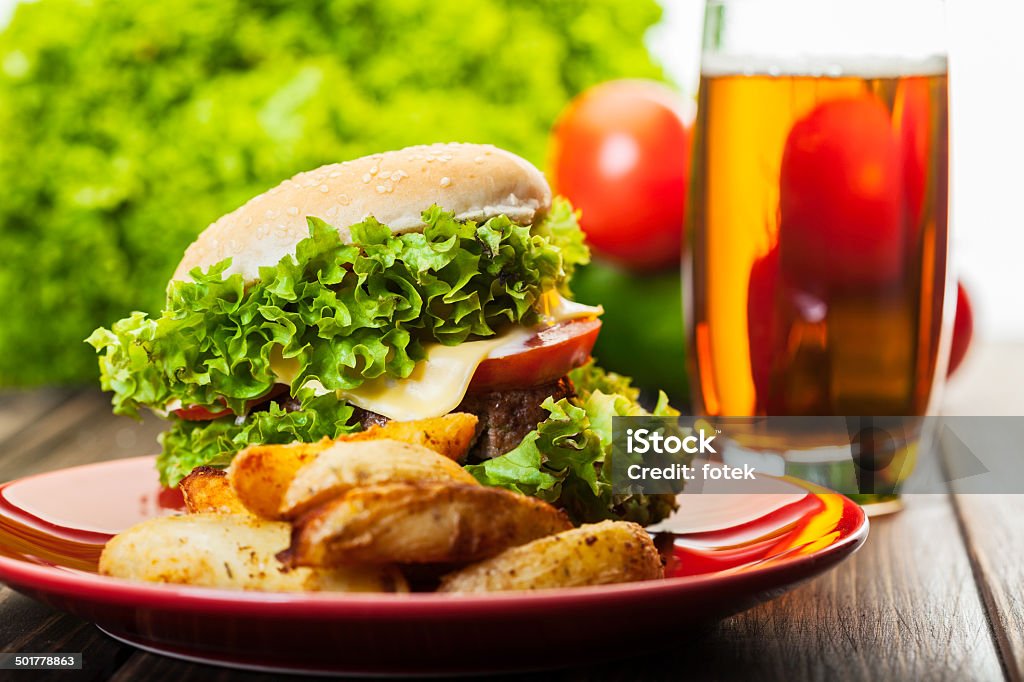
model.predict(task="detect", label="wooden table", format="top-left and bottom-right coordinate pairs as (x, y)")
top-left (1, 344), bottom-right (1021, 681)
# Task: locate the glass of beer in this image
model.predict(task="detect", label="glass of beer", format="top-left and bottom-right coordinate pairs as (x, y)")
top-left (685, 0), bottom-right (951, 514)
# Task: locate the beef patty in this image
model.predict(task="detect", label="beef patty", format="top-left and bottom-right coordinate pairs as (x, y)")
top-left (352, 377), bottom-right (575, 460)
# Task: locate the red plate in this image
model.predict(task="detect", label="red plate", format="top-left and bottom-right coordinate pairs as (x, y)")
top-left (0, 456), bottom-right (867, 676)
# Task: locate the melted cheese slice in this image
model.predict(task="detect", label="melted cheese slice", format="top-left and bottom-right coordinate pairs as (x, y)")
top-left (537, 290), bottom-right (604, 326)
top-left (271, 293), bottom-right (602, 421)
top-left (336, 332), bottom-right (526, 421)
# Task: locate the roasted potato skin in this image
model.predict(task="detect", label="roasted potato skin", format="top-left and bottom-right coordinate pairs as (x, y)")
top-left (288, 482), bottom-right (572, 567)
top-left (335, 413), bottom-right (478, 462)
top-left (180, 466), bottom-right (249, 515)
top-left (227, 440), bottom-right (332, 520)
top-left (99, 514), bottom-right (407, 593)
top-left (438, 521), bottom-right (664, 593)
top-left (279, 439), bottom-right (479, 520)
top-left (227, 413), bottom-right (479, 520)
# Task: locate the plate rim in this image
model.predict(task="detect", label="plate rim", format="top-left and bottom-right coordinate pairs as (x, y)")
top-left (0, 455), bottom-right (869, 615)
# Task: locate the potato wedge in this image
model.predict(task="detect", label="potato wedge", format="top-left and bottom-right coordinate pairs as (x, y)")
top-left (227, 439), bottom-right (333, 519)
top-left (279, 439), bottom-right (479, 520)
top-left (99, 514), bottom-right (407, 593)
top-left (288, 482), bottom-right (571, 567)
top-left (438, 521), bottom-right (663, 593)
top-left (337, 413), bottom-right (478, 462)
top-left (227, 413), bottom-right (479, 519)
top-left (180, 466), bottom-right (249, 515)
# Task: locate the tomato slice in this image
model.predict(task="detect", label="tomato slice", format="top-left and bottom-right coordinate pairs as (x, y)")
top-left (172, 404), bottom-right (232, 421)
top-left (469, 318), bottom-right (602, 391)
top-left (173, 384), bottom-right (289, 421)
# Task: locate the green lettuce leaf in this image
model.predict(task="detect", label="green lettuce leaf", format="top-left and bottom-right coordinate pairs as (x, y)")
top-left (568, 358), bottom-right (642, 405)
top-left (466, 363), bottom-right (680, 525)
top-left (533, 197), bottom-right (590, 293)
top-left (87, 205), bottom-right (587, 418)
top-left (157, 393), bottom-right (357, 487)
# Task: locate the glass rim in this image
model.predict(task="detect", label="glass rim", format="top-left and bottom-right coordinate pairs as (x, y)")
top-left (701, 0), bottom-right (948, 71)
top-left (704, 0), bottom-right (945, 5)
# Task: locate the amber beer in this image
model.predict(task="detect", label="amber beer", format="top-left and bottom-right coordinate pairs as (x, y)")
top-left (688, 58), bottom-right (950, 420)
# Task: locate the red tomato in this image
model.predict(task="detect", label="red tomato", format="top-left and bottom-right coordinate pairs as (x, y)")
top-left (898, 77), bottom-right (932, 231)
top-left (948, 281), bottom-right (974, 377)
top-left (549, 80), bottom-right (691, 270)
top-left (469, 318), bottom-right (601, 391)
top-left (747, 246), bottom-right (781, 403)
top-left (173, 384), bottom-right (289, 421)
top-left (779, 95), bottom-right (904, 291)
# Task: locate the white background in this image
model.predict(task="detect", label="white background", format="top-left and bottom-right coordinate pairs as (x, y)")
top-left (2, 0), bottom-right (1021, 340)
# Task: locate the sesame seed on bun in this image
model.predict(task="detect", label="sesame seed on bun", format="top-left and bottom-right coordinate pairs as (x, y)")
top-left (172, 143), bottom-right (552, 282)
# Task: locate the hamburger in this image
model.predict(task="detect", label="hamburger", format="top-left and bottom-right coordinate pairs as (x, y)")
top-left (88, 143), bottom-right (678, 524)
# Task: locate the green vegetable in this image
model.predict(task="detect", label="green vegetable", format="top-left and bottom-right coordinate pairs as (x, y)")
top-left (531, 198), bottom-right (590, 295)
top-left (157, 393), bottom-right (357, 488)
top-left (567, 358), bottom-right (642, 404)
top-left (466, 362), bottom-right (680, 525)
top-left (0, 0), bottom-right (663, 386)
top-left (571, 260), bottom-right (689, 404)
top-left (87, 203), bottom-right (587, 418)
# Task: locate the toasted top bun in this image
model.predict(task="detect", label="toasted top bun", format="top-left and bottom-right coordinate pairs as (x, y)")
top-left (171, 143), bottom-right (551, 282)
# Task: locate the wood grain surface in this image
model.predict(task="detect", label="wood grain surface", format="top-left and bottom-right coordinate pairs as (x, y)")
top-left (951, 495), bottom-right (1024, 682)
top-left (0, 343), bottom-right (1019, 680)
